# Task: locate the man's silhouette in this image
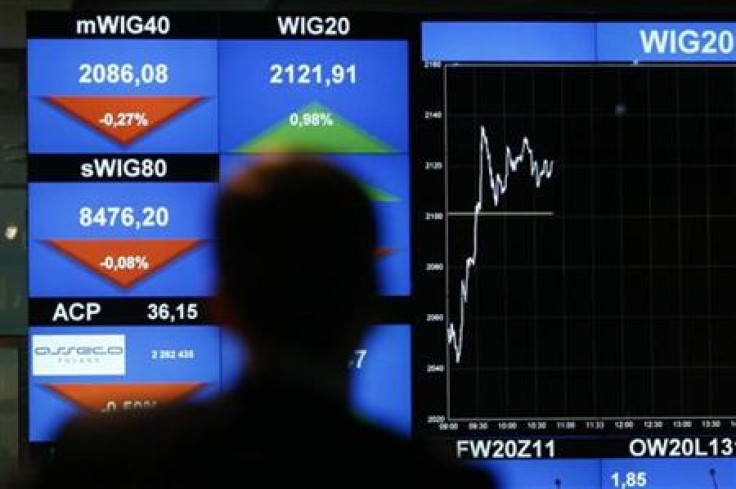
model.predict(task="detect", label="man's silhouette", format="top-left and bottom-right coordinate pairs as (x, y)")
top-left (23, 156), bottom-right (493, 488)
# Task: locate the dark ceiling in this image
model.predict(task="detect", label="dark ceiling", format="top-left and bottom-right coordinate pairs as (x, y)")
top-left (69, 0), bottom-right (736, 13)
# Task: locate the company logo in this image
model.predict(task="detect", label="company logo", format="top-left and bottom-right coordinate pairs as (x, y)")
top-left (32, 335), bottom-right (126, 376)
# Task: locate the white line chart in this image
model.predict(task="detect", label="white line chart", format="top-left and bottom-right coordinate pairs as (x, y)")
top-left (446, 125), bottom-right (555, 364)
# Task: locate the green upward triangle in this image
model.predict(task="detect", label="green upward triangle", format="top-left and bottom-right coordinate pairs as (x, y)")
top-left (235, 102), bottom-right (394, 154)
top-left (361, 183), bottom-right (401, 203)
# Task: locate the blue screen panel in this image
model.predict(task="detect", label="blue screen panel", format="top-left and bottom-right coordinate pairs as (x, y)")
top-left (28, 39), bottom-right (218, 153)
top-left (221, 324), bottom-right (411, 436)
top-left (29, 182), bottom-right (217, 297)
top-left (29, 326), bottom-right (221, 442)
top-left (601, 458), bottom-right (736, 489)
top-left (218, 40), bottom-right (408, 154)
top-left (477, 459), bottom-right (601, 489)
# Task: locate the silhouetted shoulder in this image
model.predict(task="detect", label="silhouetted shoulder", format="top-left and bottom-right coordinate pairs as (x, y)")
top-left (26, 395), bottom-right (494, 489)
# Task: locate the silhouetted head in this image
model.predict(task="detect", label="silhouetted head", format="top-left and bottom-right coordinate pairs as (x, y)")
top-left (216, 154), bottom-right (377, 368)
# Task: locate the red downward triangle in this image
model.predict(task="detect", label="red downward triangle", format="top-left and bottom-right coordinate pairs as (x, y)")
top-left (46, 383), bottom-right (206, 413)
top-left (45, 96), bottom-right (204, 146)
top-left (48, 239), bottom-right (202, 289)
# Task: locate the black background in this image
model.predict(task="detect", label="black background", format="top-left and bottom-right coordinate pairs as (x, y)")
top-left (442, 65), bottom-right (736, 419)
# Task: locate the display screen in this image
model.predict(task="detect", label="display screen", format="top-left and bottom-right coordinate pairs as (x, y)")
top-left (26, 12), bottom-right (736, 488)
